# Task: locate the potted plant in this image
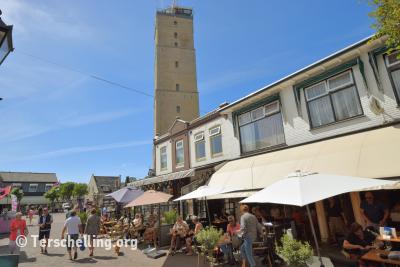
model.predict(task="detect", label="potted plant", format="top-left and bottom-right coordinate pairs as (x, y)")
top-left (276, 234), bottom-right (314, 267)
top-left (159, 209), bottom-right (178, 247)
top-left (195, 227), bottom-right (223, 265)
top-left (78, 211), bottom-right (88, 231)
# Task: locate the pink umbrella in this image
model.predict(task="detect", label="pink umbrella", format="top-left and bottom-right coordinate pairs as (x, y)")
top-left (124, 190), bottom-right (172, 208)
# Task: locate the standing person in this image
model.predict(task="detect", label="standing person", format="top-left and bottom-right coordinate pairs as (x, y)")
top-left (9, 212), bottom-right (28, 254)
top-left (61, 210), bottom-right (82, 261)
top-left (38, 207), bottom-right (53, 254)
top-left (239, 205), bottom-right (262, 267)
top-left (66, 205), bottom-right (79, 219)
top-left (84, 208), bottom-right (101, 257)
top-left (360, 192), bottom-right (389, 230)
top-left (327, 197), bottom-right (347, 244)
top-left (38, 205), bottom-right (43, 218)
top-left (28, 207), bottom-right (34, 226)
top-left (220, 215), bottom-right (241, 265)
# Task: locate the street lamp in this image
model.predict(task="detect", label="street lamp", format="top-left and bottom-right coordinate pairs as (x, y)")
top-left (0, 10), bottom-right (14, 66)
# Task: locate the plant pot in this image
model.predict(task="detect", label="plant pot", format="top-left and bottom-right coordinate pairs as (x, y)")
top-left (159, 224), bottom-right (173, 247)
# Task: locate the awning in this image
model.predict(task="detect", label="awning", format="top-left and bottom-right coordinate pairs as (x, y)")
top-left (129, 169), bottom-right (194, 187)
top-left (208, 125), bottom-right (400, 191)
top-left (205, 190), bottom-right (259, 200)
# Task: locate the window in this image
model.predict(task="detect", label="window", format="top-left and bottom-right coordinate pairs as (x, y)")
top-left (12, 183), bottom-right (22, 189)
top-left (385, 51), bottom-right (400, 103)
top-left (209, 126), bottom-right (222, 157)
top-left (304, 70), bottom-right (362, 128)
top-left (224, 199), bottom-right (235, 216)
top-left (174, 42), bottom-right (178, 47)
top-left (176, 83), bottom-right (180, 91)
top-left (45, 184), bottom-right (53, 192)
top-left (160, 146), bottom-right (167, 170)
top-left (176, 105), bottom-right (181, 113)
top-left (238, 100), bottom-right (285, 153)
top-left (175, 140), bottom-right (184, 167)
top-left (175, 61), bottom-right (179, 68)
top-left (174, 20), bottom-right (178, 25)
top-left (174, 32), bottom-right (178, 38)
top-left (101, 185), bottom-right (111, 193)
top-left (29, 184), bottom-right (38, 192)
top-left (194, 132), bottom-right (206, 161)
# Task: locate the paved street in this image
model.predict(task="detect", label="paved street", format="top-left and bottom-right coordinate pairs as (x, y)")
top-left (0, 213), bottom-right (206, 267)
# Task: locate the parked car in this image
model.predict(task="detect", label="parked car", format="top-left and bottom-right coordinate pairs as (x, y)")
top-left (62, 203), bottom-right (71, 210)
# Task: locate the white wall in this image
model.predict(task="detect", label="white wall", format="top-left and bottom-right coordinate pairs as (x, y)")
top-left (280, 52), bottom-right (400, 147)
top-left (189, 115), bottom-right (240, 168)
top-left (155, 139), bottom-right (173, 176)
top-left (226, 48), bottom-right (400, 155)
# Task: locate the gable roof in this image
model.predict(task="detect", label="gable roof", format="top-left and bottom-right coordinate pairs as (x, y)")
top-left (219, 35), bottom-right (384, 112)
top-left (0, 172), bottom-right (58, 183)
top-left (92, 175), bottom-right (121, 193)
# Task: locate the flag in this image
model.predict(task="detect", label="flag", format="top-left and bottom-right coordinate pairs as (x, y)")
top-left (0, 186), bottom-right (11, 200)
top-left (11, 194), bottom-right (18, 212)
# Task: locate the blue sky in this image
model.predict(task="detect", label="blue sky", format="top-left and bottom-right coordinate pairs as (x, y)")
top-left (0, 0), bottom-right (375, 183)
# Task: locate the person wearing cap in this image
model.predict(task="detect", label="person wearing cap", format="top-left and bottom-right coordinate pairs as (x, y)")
top-left (38, 207), bottom-right (53, 254)
top-left (9, 212), bottom-right (28, 254)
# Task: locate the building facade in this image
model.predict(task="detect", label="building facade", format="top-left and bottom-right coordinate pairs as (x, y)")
top-left (0, 172), bottom-right (58, 210)
top-left (87, 175), bottom-right (121, 208)
top-left (154, 5), bottom-right (200, 136)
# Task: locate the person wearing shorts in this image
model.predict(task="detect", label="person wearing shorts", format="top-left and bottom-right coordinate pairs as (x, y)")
top-left (61, 210), bottom-right (82, 261)
top-left (38, 208), bottom-right (52, 254)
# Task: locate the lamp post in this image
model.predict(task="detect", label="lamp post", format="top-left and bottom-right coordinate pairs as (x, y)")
top-left (0, 9), bottom-right (14, 66)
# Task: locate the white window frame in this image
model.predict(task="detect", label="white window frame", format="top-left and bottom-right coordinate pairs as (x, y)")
top-left (12, 183), bottom-right (22, 188)
top-left (209, 126), bottom-right (223, 157)
top-left (175, 140), bottom-right (184, 167)
top-left (194, 132), bottom-right (204, 142)
top-left (29, 183), bottom-right (38, 192)
top-left (195, 139), bottom-right (206, 161)
top-left (385, 51), bottom-right (400, 68)
top-left (160, 146), bottom-right (168, 171)
top-left (265, 100), bottom-right (280, 116)
top-left (327, 70), bottom-right (354, 91)
top-left (209, 126), bottom-right (221, 136)
top-left (305, 81), bottom-right (328, 101)
top-left (250, 106), bottom-right (265, 121)
top-left (238, 112), bottom-right (252, 126)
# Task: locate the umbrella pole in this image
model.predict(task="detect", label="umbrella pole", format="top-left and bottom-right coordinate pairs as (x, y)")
top-left (158, 203), bottom-right (161, 249)
top-left (306, 205), bottom-right (324, 267)
top-left (205, 197), bottom-right (211, 226)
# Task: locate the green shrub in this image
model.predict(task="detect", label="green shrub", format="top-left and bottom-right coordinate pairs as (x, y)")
top-left (163, 210), bottom-right (177, 225)
top-left (195, 227), bottom-right (223, 252)
top-left (78, 211), bottom-right (88, 224)
top-left (276, 234), bottom-right (313, 267)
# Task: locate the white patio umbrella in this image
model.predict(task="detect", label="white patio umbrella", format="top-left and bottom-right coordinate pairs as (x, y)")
top-left (241, 171), bottom-right (397, 267)
top-left (174, 185), bottom-right (227, 225)
top-left (174, 185), bottom-right (230, 201)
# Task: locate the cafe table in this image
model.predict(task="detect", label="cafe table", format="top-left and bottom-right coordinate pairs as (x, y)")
top-left (361, 249), bottom-right (400, 266)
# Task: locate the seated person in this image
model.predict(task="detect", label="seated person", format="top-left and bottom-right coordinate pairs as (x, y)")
top-left (270, 205), bottom-right (283, 222)
top-left (185, 216), bottom-right (203, 256)
top-left (219, 215), bottom-right (241, 265)
top-left (169, 216), bottom-right (189, 255)
top-left (133, 214), bottom-right (143, 228)
top-left (143, 213), bottom-right (158, 247)
top-left (390, 202), bottom-right (400, 225)
top-left (343, 222), bottom-right (381, 266)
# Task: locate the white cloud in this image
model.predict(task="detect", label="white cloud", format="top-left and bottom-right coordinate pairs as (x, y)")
top-left (12, 140), bottom-right (152, 161)
top-left (1, 0), bottom-right (94, 41)
top-left (0, 108), bottom-right (143, 143)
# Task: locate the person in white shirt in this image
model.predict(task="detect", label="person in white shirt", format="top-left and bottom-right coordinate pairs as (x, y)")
top-left (61, 211), bottom-right (82, 261)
